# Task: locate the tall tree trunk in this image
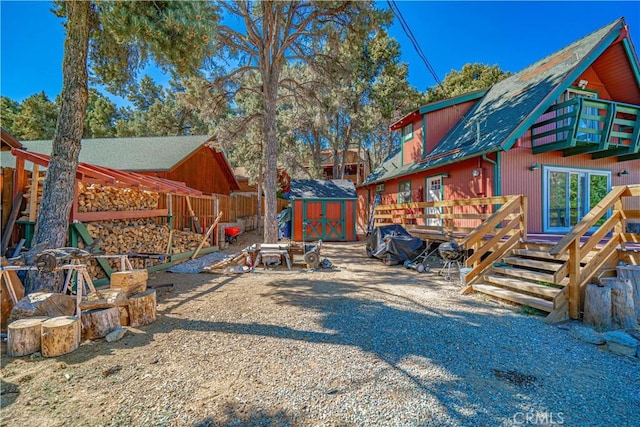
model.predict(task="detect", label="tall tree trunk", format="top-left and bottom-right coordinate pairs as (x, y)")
top-left (28, 1), bottom-right (90, 293)
top-left (262, 77), bottom-right (279, 243)
top-left (256, 175), bottom-right (263, 233)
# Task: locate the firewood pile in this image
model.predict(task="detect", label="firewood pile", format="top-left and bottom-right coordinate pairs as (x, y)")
top-left (77, 182), bottom-right (159, 212)
top-left (82, 220), bottom-right (209, 279)
top-left (18, 172), bottom-right (44, 221)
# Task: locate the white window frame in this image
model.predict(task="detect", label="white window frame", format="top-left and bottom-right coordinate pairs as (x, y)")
top-left (542, 165), bottom-right (611, 233)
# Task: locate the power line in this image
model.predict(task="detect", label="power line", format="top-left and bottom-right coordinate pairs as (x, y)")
top-left (386, 0), bottom-right (441, 87)
top-left (387, 0), bottom-right (471, 126)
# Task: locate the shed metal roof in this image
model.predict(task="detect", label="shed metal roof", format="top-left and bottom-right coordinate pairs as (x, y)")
top-left (290, 179), bottom-right (357, 199)
top-left (1, 135), bottom-right (209, 171)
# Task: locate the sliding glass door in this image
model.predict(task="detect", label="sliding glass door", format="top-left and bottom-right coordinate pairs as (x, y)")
top-left (543, 166), bottom-right (610, 232)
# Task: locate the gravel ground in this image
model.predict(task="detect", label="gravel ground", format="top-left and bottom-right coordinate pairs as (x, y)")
top-left (1, 238), bottom-right (639, 426)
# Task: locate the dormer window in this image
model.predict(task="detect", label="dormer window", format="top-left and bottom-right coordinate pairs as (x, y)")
top-left (402, 123), bottom-right (413, 142)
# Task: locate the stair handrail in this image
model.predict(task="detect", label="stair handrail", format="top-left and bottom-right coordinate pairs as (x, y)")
top-left (549, 184), bottom-right (639, 319)
top-left (459, 195), bottom-right (527, 284)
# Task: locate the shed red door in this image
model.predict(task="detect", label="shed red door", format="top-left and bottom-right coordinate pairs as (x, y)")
top-left (303, 200), bottom-right (345, 240)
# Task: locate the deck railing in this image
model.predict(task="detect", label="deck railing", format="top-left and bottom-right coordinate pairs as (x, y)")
top-left (373, 195), bottom-right (528, 284)
top-left (550, 184), bottom-right (640, 319)
top-left (531, 97), bottom-right (640, 158)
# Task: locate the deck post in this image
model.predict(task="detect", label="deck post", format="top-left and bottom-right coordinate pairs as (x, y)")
top-left (568, 239), bottom-right (581, 319)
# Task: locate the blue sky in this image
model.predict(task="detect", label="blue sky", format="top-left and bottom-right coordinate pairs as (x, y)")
top-left (1, 1), bottom-right (639, 106)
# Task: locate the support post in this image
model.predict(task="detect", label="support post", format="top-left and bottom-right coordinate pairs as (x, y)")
top-left (569, 239), bottom-right (581, 319)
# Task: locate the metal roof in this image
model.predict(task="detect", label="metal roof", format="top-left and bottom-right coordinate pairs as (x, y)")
top-left (364, 18), bottom-right (633, 185)
top-left (290, 179), bottom-right (357, 199)
top-left (11, 148), bottom-right (202, 196)
top-left (1, 135), bottom-right (209, 171)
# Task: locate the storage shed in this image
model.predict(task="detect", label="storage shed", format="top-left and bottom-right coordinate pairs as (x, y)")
top-left (290, 179), bottom-right (357, 242)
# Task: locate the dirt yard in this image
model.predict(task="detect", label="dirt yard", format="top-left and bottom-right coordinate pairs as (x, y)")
top-left (1, 232), bottom-right (639, 426)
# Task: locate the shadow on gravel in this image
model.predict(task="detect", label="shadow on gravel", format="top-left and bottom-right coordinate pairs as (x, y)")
top-left (175, 279), bottom-right (544, 425)
top-left (194, 402), bottom-right (295, 427)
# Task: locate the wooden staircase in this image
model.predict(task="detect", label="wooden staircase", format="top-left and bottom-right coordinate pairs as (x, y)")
top-left (464, 184), bottom-right (640, 322)
top-left (468, 242), bottom-right (591, 316)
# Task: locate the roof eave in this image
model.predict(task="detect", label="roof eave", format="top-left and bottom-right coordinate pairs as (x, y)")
top-left (501, 19), bottom-right (626, 151)
top-left (358, 147), bottom-right (501, 187)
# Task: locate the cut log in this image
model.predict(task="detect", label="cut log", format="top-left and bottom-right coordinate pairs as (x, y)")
top-left (118, 306), bottom-right (130, 326)
top-left (79, 289), bottom-right (128, 311)
top-left (602, 277), bottom-right (638, 330)
top-left (110, 269), bottom-right (148, 297)
top-left (7, 316), bottom-right (48, 357)
top-left (41, 316), bottom-right (80, 357)
top-left (583, 284), bottom-right (612, 330)
top-left (10, 292), bottom-right (76, 321)
top-left (128, 289), bottom-right (156, 327)
top-left (80, 307), bottom-right (120, 340)
top-left (617, 265), bottom-right (640, 323)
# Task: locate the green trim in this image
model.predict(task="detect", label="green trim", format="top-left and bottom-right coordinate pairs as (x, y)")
top-left (402, 123), bottom-right (413, 142)
top-left (501, 21), bottom-right (624, 151)
top-left (421, 115), bottom-right (427, 159)
top-left (482, 153), bottom-right (500, 197)
top-left (71, 222), bottom-right (114, 278)
top-left (623, 38), bottom-right (640, 87)
top-left (418, 89), bottom-right (488, 115)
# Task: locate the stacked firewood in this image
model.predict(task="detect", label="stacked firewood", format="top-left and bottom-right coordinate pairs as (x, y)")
top-left (77, 182), bottom-right (159, 212)
top-left (81, 220), bottom-right (209, 279)
top-left (19, 173), bottom-right (44, 221)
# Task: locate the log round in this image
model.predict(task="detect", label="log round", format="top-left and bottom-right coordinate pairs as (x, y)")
top-left (128, 289), bottom-right (156, 327)
top-left (617, 265), bottom-right (640, 323)
top-left (583, 284), bottom-right (612, 331)
top-left (7, 317), bottom-right (48, 357)
top-left (602, 277), bottom-right (637, 330)
top-left (110, 270), bottom-right (148, 297)
top-left (41, 316), bottom-right (80, 357)
top-left (80, 307), bottom-right (120, 340)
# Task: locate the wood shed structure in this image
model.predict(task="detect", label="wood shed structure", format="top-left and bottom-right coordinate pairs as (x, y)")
top-left (289, 179), bottom-right (357, 242)
top-left (2, 135), bottom-right (240, 196)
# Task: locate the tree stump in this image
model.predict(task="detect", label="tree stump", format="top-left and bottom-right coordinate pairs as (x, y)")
top-left (7, 316), bottom-right (48, 357)
top-left (110, 270), bottom-right (147, 297)
top-left (617, 265), bottom-right (640, 323)
top-left (583, 284), bottom-right (612, 330)
top-left (128, 289), bottom-right (156, 327)
top-left (80, 307), bottom-right (120, 340)
top-left (41, 316), bottom-right (80, 357)
top-left (601, 277), bottom-right (637, 330)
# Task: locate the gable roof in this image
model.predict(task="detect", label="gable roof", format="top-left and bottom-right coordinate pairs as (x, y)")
top-left (2, 135), bottom-right (208, 171)
top-left (290, 179), bottom-right (357, 199)
top-left (364, 17), bottom-right (637, 185)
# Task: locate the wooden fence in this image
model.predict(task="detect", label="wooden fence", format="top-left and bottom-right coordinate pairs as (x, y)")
top-left (158, 193), bottom-right (289, 231)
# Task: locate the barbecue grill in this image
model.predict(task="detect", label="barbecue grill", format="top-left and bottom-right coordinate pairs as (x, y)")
top-left (437, 241), bottom-right (465, 281)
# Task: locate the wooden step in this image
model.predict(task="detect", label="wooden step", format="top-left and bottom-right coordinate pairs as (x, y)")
top-left (503, 256), bottom-right (563, 272)
top-left (511, 248), bottom-right (567, 261)
top-left (472, 284), bottom-right (554, 312)
top-left (484, 274), bottom-right (562, 299)
top-left (510, 248), bottom-right (594, 264)
top-left (493, 265), bottom-right (568, 285)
